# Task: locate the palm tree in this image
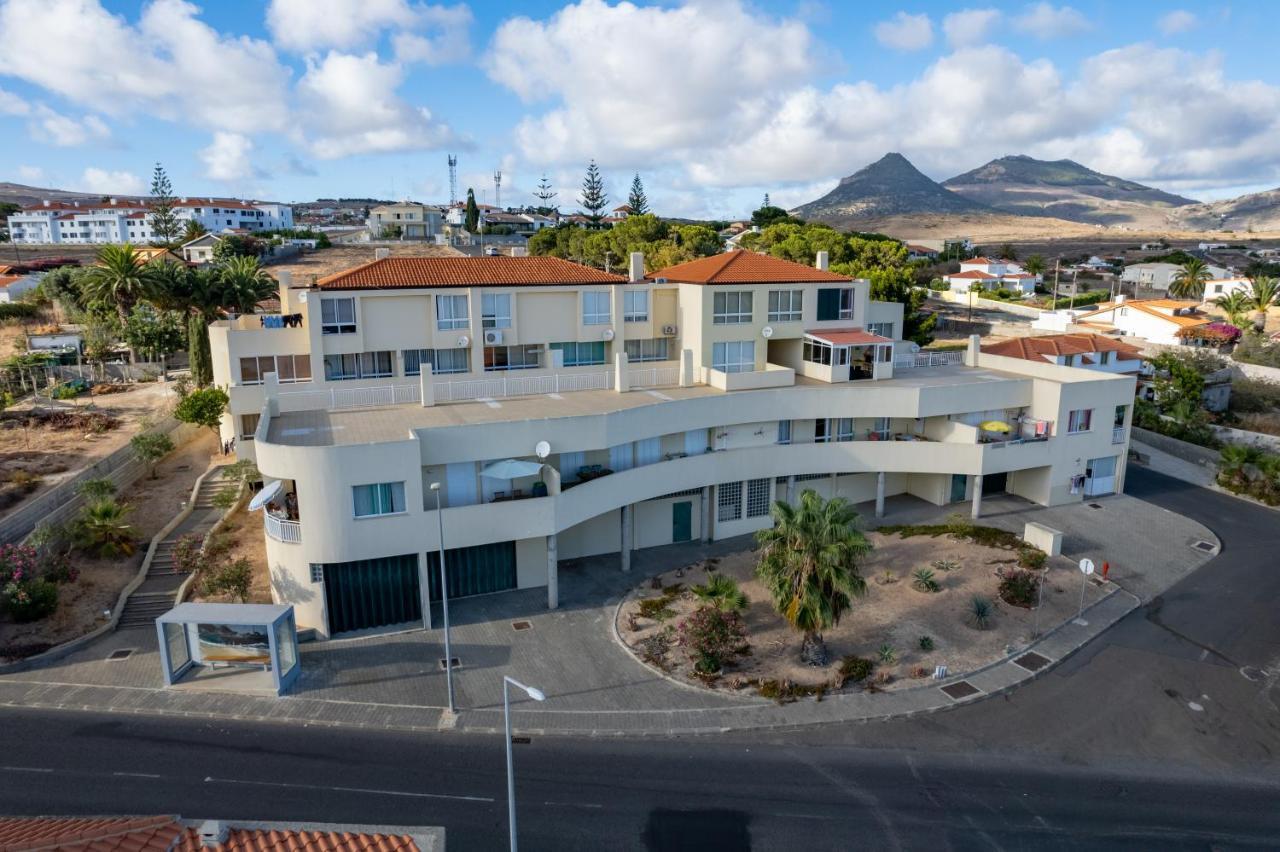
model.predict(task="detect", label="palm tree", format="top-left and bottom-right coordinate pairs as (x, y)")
top-left (1024, 254), bottom-right (1046, 277)
top-left (1248, 275), bottom-right (1279, 331)
top-left (181, 219), bottom-right (208, 244)
top-left (218, 255), bottom-right (277, 313)
top-left (754, 489), bottom-right (871, 665)
top-left (1169, 258), bottom-right (1211, 301)
top-left (1214, 291), bottom-right (1252, 326)
top-left (80, 244), bottom-right (156, 327)
top-left (75, 499), bottom-right (136, 558)
top-left (691, 574), bottom-right (749, 613)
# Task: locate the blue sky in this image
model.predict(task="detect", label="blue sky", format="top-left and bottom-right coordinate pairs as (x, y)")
top-left (2, 1), bottom-right (1278, 219)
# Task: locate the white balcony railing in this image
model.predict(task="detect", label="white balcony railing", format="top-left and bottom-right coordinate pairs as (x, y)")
top-left (1112, 426), bottom-right (1126, 444)
top-left (434, 370), bottom-right (613, 402)
top-left (277, 383), bottom-right (421, 413)
top-left (628, 366), bottom-right (680, 389)
top-left (894, 350), bottom-right (965, 369)
top-left (264, 514), bottom-right (302, 544)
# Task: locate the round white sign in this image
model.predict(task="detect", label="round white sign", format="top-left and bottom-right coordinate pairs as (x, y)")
top-left (1079, 558), bottom-right (1096, 575)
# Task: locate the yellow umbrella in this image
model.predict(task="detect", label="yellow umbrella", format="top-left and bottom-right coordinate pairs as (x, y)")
top-left (979, 420), bottom-right (1011, 433)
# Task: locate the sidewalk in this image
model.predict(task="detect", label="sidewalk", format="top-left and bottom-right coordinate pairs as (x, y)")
top-left (0, 491), bottom-right (1215, 736)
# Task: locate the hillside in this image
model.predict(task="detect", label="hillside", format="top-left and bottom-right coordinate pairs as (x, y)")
top-left (0, 182), bottom-right (116, 208)
top-left (791, 153), bottom-right (989, 225)
top-left (1169, 186), bottom-right (1280, 232)
top-left (941, 155), bottom-right (1195, 227)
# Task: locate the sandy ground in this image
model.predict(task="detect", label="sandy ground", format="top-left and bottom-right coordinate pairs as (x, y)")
top-left (0, 381), bottom-right (177, 518)
top-left (269, 243), bottom-right (462, 284)
top-left (192, 502), bottom-right (272, 605)
top-left (0, 431), bottom-right (219, 659)
top-left (619, 530), bottom-right (1107, 695)
top-left (863, 212), bottom-right (1280, 247)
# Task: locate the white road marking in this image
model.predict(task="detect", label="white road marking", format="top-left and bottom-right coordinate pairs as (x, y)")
top-left (543, 801), bottom-right (603, 809)
top-left (203, 775), bottom-right (494, 803)
top-left (113, 771), bottom-right (161, 779)
top-left (478, 397), bottom-right (502, 409)
top-left (1, 766), bottom-right (52, 773)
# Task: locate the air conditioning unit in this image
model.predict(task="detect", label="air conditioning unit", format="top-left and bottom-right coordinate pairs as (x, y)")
top-left (661, 324), bottom-right (678, 336)
top-left (483, 329), bottom-right (504, 345)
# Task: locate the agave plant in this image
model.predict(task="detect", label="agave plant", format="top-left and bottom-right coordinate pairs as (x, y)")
top-left (75, 499), bottom-right (137, 558)
top-left (911, 566), bottom-right (940, 593)
top-left (966, 596), bottom-right (994, 630)
top-left (691, 573), bottom-right (749, 613)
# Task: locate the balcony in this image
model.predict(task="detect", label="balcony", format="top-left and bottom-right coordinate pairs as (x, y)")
top-left (1112, 426), bottom-right (1126, 444)
top-left (707, 363), bottom-right (795, 391)
top-left (264, 513), bottom-right (302, 544)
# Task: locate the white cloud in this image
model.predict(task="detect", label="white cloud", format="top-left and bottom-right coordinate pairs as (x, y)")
top-left (297, 51), bottom-right (458, 158)
top-left (1158, 10), bottom-right (1197, 35)
top-left (80, 167), bottom-right (144, 195)
top-left (28, 106), bottom-right (110, 146)
top-left (392, 5), bottom-right (473, 65)
top-left (0, 85), bottom-right (29, 116)
top-left (1013, 3), bottom-right (1090, 39)
top-left (17, 165), bottom-right (45, 183)
top-left (267, 0), bottom-right (471, 62)
top-left (874, 11), bottom-right (934, 51)
top-left (199, 132), bottom-right (258, 181)
top-left (943, 8), bottom-right (1001, 46)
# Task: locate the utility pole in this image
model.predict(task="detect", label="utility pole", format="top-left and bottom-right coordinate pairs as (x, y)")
top-left (447, 154), bottom-right (458, 206)
top-left (1052, 259), bottom-right (1060, 307)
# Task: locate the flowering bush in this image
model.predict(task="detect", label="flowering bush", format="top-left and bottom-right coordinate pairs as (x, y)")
top-left (0, 543), bottom-right (38, 584)
top-left (1178, 322), bottom-right (1241, 346)
top-left (3, 578), bottom-right (58, 622)
top-left (677, 605), bottom-right (748, 674)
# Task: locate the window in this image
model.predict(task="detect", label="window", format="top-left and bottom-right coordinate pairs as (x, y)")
top-left (803, 338), bottom-right (832, 365)
top-left (816, 287), bottom-right (854, 321)
top-left (624, 338), bottom-right (669, 362)
top-left (481, 293), bottom-right (511, 329)
top-left (320, 297), bottom-right (356, 334)
top-left (1099, 351), bottom-right (1112, 364)
top-left (872, 417), bottom-right (891, 439)
top-left (815, 418), bottom-right (853, 443)
top-left (867, 322), bottom-right (894, 339)
top-left (582, 291), bottom-right (611, 325)
top-left (1114, 404), bottom-right (1127, 426)
top-left (404, 347), bottom-right (469, 376)
top-left (323, 351), bottom-right (393, 380)
top-left (310, 564), bottom-right (324, 583)
top-left (713, 291), bottom-right (753, 324)
top-left (484, 344), bottom-right (542, 371)
top-left (712, 340), bottom-right (754, 373)
top-left (1067, 409), bottom-right (1093, 434)
top-left (240, 413), bottom-right (260, 440)
top-left (352, 482), bottom-right (406, 517)
top-left (746, 478), bottom-right (771, 518)
top-left (436, 294), bottom-right (470, 330)
top-left (776, 420), bottom-right (792, 444)
top-left (718, 481), bottom-right (742, 522)
top-left (358, 351), bottom-right (394, 378)
top-left (550, 341), bottom-right (606, 366)
top-left (1064, 354), bottom-right (1075, 366)
top-left (623, 290), bottom-right (649, 322)
top-left (767, 289), bottom-right (803, 322)
top-left (274, 355), bottom-right (311, 383)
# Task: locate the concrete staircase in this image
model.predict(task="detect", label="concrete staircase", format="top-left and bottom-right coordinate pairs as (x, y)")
top-left (116, 469), bottom-right (237, 630)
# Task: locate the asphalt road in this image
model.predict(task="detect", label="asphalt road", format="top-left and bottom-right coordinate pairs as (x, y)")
top-left (1, 468), bottom-right (1277, 850)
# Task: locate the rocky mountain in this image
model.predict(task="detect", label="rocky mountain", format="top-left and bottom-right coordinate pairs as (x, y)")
top-left (1169, 186), bottom-right (1280, 232)
top-left (941, 155), bottom-right (1195, 227)
top-left (0, 181), bottom-right (119, 208)
top-left (791, 153), bottom-right (989, 224)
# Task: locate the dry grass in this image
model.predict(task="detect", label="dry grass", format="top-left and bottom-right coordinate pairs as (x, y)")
top-left (269, 243), bottom-right (463, 284)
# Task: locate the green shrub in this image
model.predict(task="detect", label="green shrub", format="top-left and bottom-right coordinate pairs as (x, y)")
top-left (52, 384), bottom-right (80, 400)
top-left (998, 570), bottom-right (1040, 608)
top-left (130, 432), bottom-right (174, 478)
top-left (877, 643), bottom-right (897, 665)
top-left (918, 635), bottom-right (935, 651)
top-left (637, 597), bottom-right (675, 621)
top-left (1017, 546), bottom-right (1047, 571)
top-left (838, 655), bottom-right (875, 683)
top-left (76, 477), bottom-right (116, 501)
top-left (0, 302), bottom-right (40, 321)
top-left (203, 557), bottom-right (253, 602)
top-left (171, 533), bottom-right (207, 575)
top-left (677, 605), bottom-right (747, 674)
top-left (3, 578), bottom-right (58, 622)
top-left (966, 595), bottom-right (994, 630)
top-left (911, 566), bottom-right (940, 592)
top-left (74, 499), bottom-right (136, 557)
top-left (211, 488), bottom-right (240, 510)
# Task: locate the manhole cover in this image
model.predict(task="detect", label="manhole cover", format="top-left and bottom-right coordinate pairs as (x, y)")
top-left (438, 657), bottom-right (461, 670)
top-left (512, 620), bottom-right (532, 631)
top-left (940, 680), bottom-right (982, 700)
top-left (1088, 503), bottom-right (1103, 509)
top-left (1192, 540), bottom-right (1216, 553)
top-left (106, 648), bottom-right (134, 661)
top-left (1013, 651), bottom-right (1052, 672)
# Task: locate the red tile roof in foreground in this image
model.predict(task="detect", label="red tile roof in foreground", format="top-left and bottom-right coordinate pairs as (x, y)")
top-left (806, 327), bottom-right (893, 346)
top-left (647, 250), bottom-right (852, 284)
top-left (0, 817), bottom-right (422, 852)
top-left (982, 333), bottom-right (1142, 363)
top-left (0, 275), bottom-right (26, 288)
top-left (316, 256), bottom-right (624, 289)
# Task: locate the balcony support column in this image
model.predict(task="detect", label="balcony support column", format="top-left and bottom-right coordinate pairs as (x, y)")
top-left (419, 362), bottom-right (435, 407)
top-left (546, 534), bottom-right (559, 609)
top-left (701, 486), bottom-right (712, 543)
top-left (875, 471), bottom-right (886, 519)
top-left (971, 474), bottom-right (984, 520)
top-left (786, 475), bottom-right (796, 505)
top-left (417, 552), bottom-right (432, 630)
top-left (620, 504), bottom-right (632, 572)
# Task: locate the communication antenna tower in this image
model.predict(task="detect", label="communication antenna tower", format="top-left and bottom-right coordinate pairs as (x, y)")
top-left (447, 154), bottom-right (457, 206)
top-left (494, 169), bottom-right (503, 211)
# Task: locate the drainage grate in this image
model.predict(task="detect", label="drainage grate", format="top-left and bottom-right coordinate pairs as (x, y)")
top-left (940, 680), bottom-right (982, 700)
top-left (511, 620), bottom-right (532, 631)
top-left (1088, 503), bottom-right (1103, 509)
top-left (106, 648), bottom-right (134, 661)
top-left (1192, 540), bottom-right (1217, 553)
top-left (510, 736), bottom-right (531, 745)
top-left (1013, 651), bottom-right (1052, 672)
top-left (438, 657), bottom-right (461, 670)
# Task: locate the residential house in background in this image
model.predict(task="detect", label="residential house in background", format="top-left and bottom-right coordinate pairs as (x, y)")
top-left (367, 202), bottom-right (443, 240)
top-left (946, 257), bottom-right (1040, 295)
top-left (1203, 277), bottom-right (1254, 300)
top-left (982, 333), bottom-right (1143, 376)
top-left (181, 233), bottom-right (222, 264)
top-left (1069, 296), bottom-right (1210, 346)
top-left (208, 249), bottom-right (1134, 638)
top-left (904, 243), bottom-right (939, 261)
top-left (7, 197), bottom-right (292, 245)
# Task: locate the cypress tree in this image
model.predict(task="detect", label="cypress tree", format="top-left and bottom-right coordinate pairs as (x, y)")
top-left (464, 188), bottom-right (479, 233)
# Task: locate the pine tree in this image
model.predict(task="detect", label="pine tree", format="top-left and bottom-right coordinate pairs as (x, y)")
top-left (148, 163), bottom-right (179, 247)
top-left (627, 173), bottom-right (649, 215)
top-left (464, 188), bottom-right (479, 233)
top-left (763, 192), bottom-right (771, 208)
top-left (580, 161), bottom-right (608, 228)
top-left (534, 174), bottom-right (557, 214)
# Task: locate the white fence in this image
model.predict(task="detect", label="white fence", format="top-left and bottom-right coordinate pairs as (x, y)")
top-left (893, 350), bottom-right (965, 369)
top-left (434, 370), bottom-right (613, 402)
top-left (278, 383), bottom-right (421, 412)
top-left (264, 513), bottom-right (302, 544)
top-left (628, 366), bottom-right (680, 389)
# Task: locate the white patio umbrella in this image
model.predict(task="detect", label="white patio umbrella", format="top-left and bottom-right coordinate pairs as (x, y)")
top-left (480, 459), bottom-right (544, 479)
top-left (248, 479), bottom-right (283, 511)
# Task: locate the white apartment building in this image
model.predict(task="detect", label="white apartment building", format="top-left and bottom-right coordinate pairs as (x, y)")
top-left (7, 198), bottom-right (293, 245)
top-left (209, 250), bottom-right (1135, 638)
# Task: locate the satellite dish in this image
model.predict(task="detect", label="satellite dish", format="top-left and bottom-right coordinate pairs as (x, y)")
top-left (761, 326), bottom-right (774, 339)
top-left (457, 335), bottom-right (470, 347)
top-left (534, 440), bottom-right (551, 459)
top-left (602, 328), bottom-right (615, 341)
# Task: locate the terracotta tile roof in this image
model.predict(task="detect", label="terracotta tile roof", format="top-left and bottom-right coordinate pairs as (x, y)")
top-left (0, 817), bottom-right (423, 852)
top-left (806, 327), bottom-right (892, 346)
top-left (904, 244), bottom-right (937, 253)
top-left (316, 256), bottom-right (624, 289)
top-left (647, 250), bottom-right (852, 284)
top-left (948, 270), bottom-right (996, 279)
top-left (0, 274), bottom-right (26, 288)
top-left (982, 333), bottom-right (1142, 362)
top-left (1076, 301), bottom-right (1209, 329)
top-left (961, 256), bottom-right (995, 265)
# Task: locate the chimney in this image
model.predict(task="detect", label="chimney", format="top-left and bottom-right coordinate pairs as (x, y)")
top-left (629, 251), bottom-right (644, 282)
top-left (510, 246), bottom-right (527, 257)
top-left (42, 200), bottom-right (50, 207)
top-left (197, 820), bottom-right (229, 848)
top-left (1115, 294), bottom-right (1127, 304)
top-left (815, 251), bottom-right (829, 272)
top-left (374, 248), bottom-right (390, 260)
top-left (109, 198), bottom-right (117, 204)
top-left (276, 269), bottom-right (293, 288)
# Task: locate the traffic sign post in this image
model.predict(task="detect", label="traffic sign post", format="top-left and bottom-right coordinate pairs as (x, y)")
top-left (1076, 558), bottom-right (1095, 623)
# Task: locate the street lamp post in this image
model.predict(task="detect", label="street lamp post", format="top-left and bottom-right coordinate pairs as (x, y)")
top-left (503, 676), bottom-right (546, 852)
top-left (429, 482), bottom-right (455, 715)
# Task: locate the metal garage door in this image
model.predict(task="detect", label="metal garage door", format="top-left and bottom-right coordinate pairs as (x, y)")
top-left (322, 553), bottom-right (422, 635)
top-left (426, 540), bottom-right (517, 601)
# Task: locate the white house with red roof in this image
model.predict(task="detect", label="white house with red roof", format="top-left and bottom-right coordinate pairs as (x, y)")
top-left (7, 197), bottom-right (292, 245)
top-left (946, 257), bottom-right (1041, 296)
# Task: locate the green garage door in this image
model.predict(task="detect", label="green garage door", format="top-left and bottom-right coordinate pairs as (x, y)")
top-left (426, 541), bottom-right (517, 601)
top-left (322, 553), bottom-right (422, 635)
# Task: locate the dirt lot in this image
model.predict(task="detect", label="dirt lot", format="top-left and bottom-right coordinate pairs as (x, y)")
top-left (191, 501), bottom-right (272, 605)
top-left (269, 243), bottom-right (462, 284)
top-left (0, 381), bottom-right (178, 518)
top-left (619, 530), bottom-right (1107, 697)
top-left (0, 431), bottom-right (219, 660)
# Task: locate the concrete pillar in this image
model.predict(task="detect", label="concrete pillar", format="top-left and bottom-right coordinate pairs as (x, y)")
top-left (815, 250), bottom-right (829, 271)
top-left (546, 534), bottom-right (558, 609)
top-left (679, 348), bottom-right (695, 387)
top-left (971, 474), bottom-right (984, 519)
top-left (875, 471), bottom-right (886, 518)
top-left (418, 552), bottom-right (432, 630)
top-left (264, 371), bottom-right (280, 417)
top-left (786, 475), bottom-right (796, 505)
top-left (620, 504), bottom-right (632, 572)
top-left (419, 362), bottom-right (435, 407)
top-left (964, 333), bottom-right (982, 367)
top-left (701, 486), bottom-right (712, 543)
top-left (629, 251), bottom-right (644, 282)
top-left (614, 351), bottom-right (630, 394)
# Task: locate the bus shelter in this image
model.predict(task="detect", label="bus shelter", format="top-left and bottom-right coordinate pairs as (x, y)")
top-left (156, 602), bottom-right (300, 696)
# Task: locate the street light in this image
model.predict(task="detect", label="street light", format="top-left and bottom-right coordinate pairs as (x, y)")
top-left (503, 676), bottom-right (546, 852)
top-left (429, 482), bottom-right (455, 715)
